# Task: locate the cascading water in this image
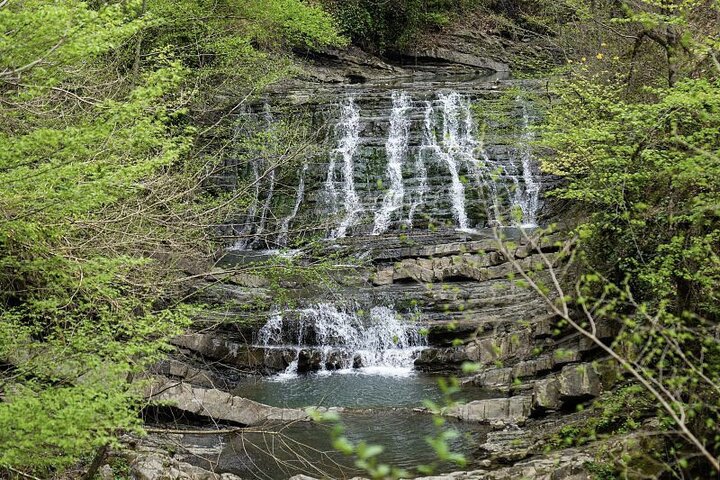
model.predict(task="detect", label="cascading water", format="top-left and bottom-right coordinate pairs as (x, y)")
top-left (330, 99), bottom-right (362, 239)
top-left (233, 88), bottom-right (543, 251)
top-left (427, 92), bottom-right (471, 230)
top-left (516, 98), bottom-right (540, 228)
top-left (407, 102), bottom-right (431, 228)
top-left (255, 303), bottom-right (426, 378)
top-left (373, 92), bottom-right (411, 235)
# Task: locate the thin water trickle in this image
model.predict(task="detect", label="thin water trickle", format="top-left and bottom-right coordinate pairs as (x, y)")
top-left (407, 102), bottom-right (431, 228)
top-left (517, 98), bottom-right (540, 228)
top-left (435, 92), bottom-right (471, 230)
top-left (331, 99), bottom-right (362, 238)
top-left (373, 92), bottom-right (411, 234)
top-left (277, 163), bottom-right (307, 245)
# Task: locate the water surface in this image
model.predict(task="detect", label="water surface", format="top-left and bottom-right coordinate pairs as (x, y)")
top-left (233, 370), bottom-right (494, 409)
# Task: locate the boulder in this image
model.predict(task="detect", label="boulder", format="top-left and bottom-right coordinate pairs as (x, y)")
top-left (325, 350), bottom-right (351, 370)
top-left (131, 449), bottom-right (242, 480)
top-left (533, 377), bottom-right (561, 410)
top-left (297, 349), bottom-right (322, 373)
top-left (558, 363), bottom-right (602, 399)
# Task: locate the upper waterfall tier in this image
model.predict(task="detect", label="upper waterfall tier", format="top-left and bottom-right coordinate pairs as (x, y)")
top-left (223, 76), bottom-right (548, 250)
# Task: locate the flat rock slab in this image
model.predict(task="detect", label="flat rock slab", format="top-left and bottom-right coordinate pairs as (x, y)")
top-left (147, 377), bottom-right (311, 426)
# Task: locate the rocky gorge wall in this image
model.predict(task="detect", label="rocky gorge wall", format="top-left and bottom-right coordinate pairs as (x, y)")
top-left (135, 52), bottom-right (628, 480)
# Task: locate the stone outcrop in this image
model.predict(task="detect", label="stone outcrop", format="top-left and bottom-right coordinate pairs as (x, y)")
top-left (447, 396), bottom-right (533, 424)
top-left (170, 333), bottom-right (290, 373)
top-left (130, 449), bottom-right (242, 480)
top-left (412, 448), bottom-right (593, 479)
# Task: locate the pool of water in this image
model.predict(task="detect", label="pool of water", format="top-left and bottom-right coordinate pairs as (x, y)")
top-left (182, 409), bottom-right (489, 479)
top-left (232, 370), bottom-right (494, 409)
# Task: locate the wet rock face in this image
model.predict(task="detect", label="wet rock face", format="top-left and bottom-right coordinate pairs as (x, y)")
top-left (158, 68), bottom-right (621, 480)
top-left (216, 73), bottom-right (558, 249)
top-left (297, 348), bottom-right (322, 373)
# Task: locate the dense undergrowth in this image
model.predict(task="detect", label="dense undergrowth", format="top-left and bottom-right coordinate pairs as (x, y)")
top-left (526, 0), bottom-right (720, 476)
top-left (0, 0), bottom-right (344, 475)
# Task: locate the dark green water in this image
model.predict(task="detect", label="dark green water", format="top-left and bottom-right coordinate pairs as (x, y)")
top-left (184, 410), bottom-right (488, 479)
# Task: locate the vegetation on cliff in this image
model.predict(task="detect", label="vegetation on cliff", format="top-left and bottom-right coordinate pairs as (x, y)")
top-left (517, 0), bottom-right (720, 476)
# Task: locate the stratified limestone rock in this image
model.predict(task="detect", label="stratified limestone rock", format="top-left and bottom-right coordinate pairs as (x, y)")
top-left (468, 367), bottom-right (513, 390)
top-left (448, 396), bottom-right (533, 424)
top-left (475, 329), bottom-right (533, 365)
top-left (147, 377), bottom-right (310, 426)
top-left (151, 359), bottom-right (231, 390)
top-left (296, 447), bottom-right (593, 480)
top-left (531, 363), bottom-right (603, 411)
top-left (374, 250), bottom-right (558, 286)
top-left (410, 448), bottom-right (593, 479)
top-left (414, 346), bottom-right (472, 371)
top-left (480, 428), bottom-right (532, 463)
top-left (171, 333), bottom-right (265, 369)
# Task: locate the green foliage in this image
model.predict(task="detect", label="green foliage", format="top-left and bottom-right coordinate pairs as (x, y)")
top-left (0, 0), bottom-right (343, 475)
top-left (551, 385), bottom-right (653, 448)
top-left (321, 0), bottom-right (478, 52)
top-left (535, 0), bottom-right (720, 473)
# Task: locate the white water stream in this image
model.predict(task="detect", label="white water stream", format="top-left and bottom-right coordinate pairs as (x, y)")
top-left (331, 99), bottom-right (362, 239)
top-left (234, 89), bottom-right (543, 249)
top-left (256, 304), bottom-right (426, 379)
top-left (373, 92), bottom-right (411, 234)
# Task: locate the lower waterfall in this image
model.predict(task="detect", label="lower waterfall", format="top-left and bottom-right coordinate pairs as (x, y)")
top-left (256, 303), bottom-right (426, 378)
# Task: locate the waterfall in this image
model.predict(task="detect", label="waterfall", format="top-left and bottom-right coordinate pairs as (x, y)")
top-left (428, 92), bottom-right (471, 231)
top-left (277, 163), bottom-right (308, 246)
top-left (331, 99), bottom-right (362, 238)
top-left (231, 88), bottom-right (544, 251)
top-left (407, 102), bottom-right (431, 227)
top-left (256, 303), bottom-right (426, 377)
top-left (516, 98), bottom-right (540, 227)
top-left (373, 92), bottom-right (411, 235)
